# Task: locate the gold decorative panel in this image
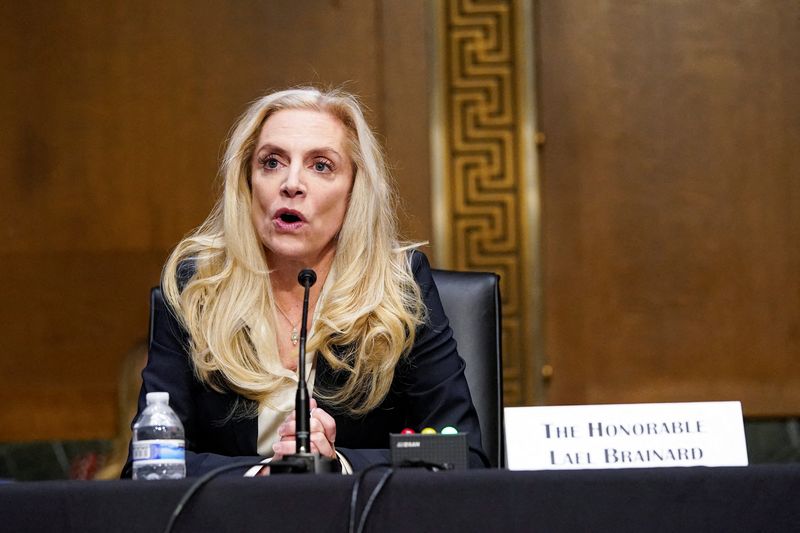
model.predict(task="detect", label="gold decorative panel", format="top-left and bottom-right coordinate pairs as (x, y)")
top-left (432, 0), bottom-right (541, 406)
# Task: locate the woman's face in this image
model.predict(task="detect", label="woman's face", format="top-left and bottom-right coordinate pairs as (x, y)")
top-left (250, 108), bottom-right (354, 269)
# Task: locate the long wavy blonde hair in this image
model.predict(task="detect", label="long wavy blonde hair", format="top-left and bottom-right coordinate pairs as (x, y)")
top-left (162, 87), bottom-right (425, 415)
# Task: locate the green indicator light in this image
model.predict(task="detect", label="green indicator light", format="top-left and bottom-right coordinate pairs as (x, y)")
top-left (441, 426), bottom-right (458, 435)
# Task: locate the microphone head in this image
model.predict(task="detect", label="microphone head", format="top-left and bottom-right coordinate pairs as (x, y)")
top-left (298, 269), bottom-right (317, 287)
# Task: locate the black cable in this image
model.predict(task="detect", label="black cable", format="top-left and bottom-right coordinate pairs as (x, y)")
top-left (398, 459), bottom-right (452, 471)
top-left (162, 461), bottom-right (264, 533)
top-left (347, 460), bottom-right (452, 533)
top-left (166, 457), bottom-right (449, 533)
top-left (348, 463), bottom-right (392, 533)
top-left (355, 467), bottom-right (394, 533)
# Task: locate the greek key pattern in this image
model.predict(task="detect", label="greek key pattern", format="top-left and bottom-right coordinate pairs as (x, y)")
top-left (439, 0), bottom-right (532, 405)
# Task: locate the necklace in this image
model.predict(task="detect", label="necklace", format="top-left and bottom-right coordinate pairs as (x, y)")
top-left (274, 302), bottom-right (300, 346)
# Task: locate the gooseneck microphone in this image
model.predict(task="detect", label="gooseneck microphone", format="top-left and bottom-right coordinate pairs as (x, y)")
top-left (298, 268), bottom-right (317, 288)
top-left (294, 268), bottom-right (316, 454)
top-left (270, 268), bottom-right (339, 474)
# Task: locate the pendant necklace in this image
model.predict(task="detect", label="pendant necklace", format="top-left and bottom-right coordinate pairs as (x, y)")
top-left (274, 302), bottom-right (300, 346)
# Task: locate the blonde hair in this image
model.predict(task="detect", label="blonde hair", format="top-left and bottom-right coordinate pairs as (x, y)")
top-left (162, 87), bottom-right (425, 415)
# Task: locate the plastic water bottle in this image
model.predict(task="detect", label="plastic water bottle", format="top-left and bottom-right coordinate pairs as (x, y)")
top-left (132, 392), bottom-right (186, 480)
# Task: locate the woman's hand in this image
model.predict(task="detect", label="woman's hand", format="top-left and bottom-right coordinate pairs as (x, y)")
top-left (273, 398), bottom-right (338, 460)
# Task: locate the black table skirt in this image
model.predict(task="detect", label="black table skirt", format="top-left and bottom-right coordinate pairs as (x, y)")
top-left (2, 465), bottom-right (799, 532)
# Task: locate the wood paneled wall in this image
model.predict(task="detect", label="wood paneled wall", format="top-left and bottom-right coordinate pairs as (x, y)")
top-left (4, 0), bottom-right (798, 442)
top-left (537, 0), bottom-right (800, 415)
top-left (0, 0), bottom-right (432, 441)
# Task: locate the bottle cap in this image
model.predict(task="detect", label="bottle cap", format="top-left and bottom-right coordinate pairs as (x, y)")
top-left (146, 392), bottom-right (170, 405)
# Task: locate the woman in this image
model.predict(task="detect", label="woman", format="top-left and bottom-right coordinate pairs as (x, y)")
top-left (122, 87), bottom-right (488, 476)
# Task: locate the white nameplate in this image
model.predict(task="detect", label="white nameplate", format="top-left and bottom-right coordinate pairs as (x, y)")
top-left (505, 401), bottom-right (748, 470)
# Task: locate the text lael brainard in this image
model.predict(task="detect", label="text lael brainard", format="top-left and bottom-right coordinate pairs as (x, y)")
top-left (504, 402), bottom-right (748, 470)
top-left (545, 419), bottom-right (705, 466)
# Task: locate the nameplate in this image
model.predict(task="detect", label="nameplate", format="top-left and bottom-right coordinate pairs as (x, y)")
top-left (505, 401), bottom-right (748, 470)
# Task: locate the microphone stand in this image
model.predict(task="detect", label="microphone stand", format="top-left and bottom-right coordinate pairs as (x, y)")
top-left (270, 269), bottom-right (339, 474)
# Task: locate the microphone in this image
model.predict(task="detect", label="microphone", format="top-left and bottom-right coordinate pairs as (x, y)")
top-left (294, 269), bottom-right (316, 454)
top-left (298, 269), bottom-right (317, 287)
top-left (269, 268), bottom-right (339, 474)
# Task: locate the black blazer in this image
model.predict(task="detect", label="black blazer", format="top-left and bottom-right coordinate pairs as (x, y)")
top-left (122, 252), bottom-right (488, 477)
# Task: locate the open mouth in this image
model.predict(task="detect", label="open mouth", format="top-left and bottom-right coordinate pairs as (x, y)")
top-left (273, 209), bottom-right (305, 228)
top-left (279, 212), bottom-right (302, 223)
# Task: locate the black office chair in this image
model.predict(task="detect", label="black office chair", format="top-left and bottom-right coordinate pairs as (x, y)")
top-left (431, 269), bottom-right (505, 468)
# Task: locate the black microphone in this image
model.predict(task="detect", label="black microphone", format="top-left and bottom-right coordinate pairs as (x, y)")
top-left (298, 269), bottom-right (317, 288)
top-left (270, 268), bottom-right (339, 474)
top-left (294, 269), bottom-right (316, 454)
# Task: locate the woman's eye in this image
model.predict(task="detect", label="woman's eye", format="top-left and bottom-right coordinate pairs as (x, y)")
top-left (259, 156), bottom-right (280, 170)
top-left (313, 160), bottom-right (332, 172)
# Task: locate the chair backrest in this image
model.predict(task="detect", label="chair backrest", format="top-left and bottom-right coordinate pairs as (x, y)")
top-left (431, 269), bottom-right (505, 467)
top-left (149, 287), bottom-right (160, 349)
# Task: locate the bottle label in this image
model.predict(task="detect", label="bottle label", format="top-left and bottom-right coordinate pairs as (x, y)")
top-left (133, 439), bottom-right (185, 464)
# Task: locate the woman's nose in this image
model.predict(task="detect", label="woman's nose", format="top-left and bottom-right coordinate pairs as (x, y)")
top-left (280, 164), bottom-right (306, 197)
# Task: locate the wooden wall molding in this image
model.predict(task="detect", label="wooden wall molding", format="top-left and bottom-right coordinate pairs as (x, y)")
top-left (431, 0), bottom-right (541, 406)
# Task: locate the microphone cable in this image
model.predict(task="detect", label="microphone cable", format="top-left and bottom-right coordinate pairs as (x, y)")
top-left (347, 460), bottom-right (450, 533)
top-left (163, 458), bottom-right (452, 533)
top-left (348, 463), bottom-right (395, 533)
top-left (161, 461), bottom-right (265, 533)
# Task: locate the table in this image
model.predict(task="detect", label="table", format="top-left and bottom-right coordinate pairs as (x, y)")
top-left (2, 465), bottom-right (799, 532)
